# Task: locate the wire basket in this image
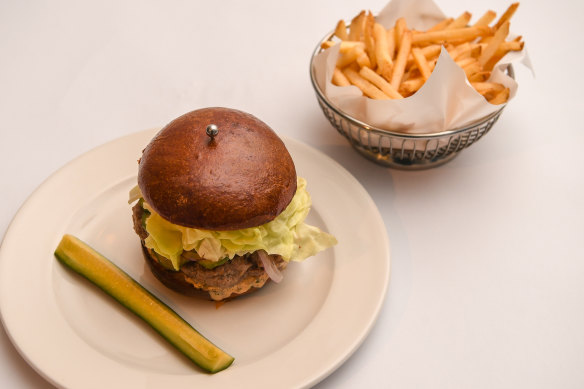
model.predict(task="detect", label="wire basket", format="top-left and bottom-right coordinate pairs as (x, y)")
top-left (309, 33), bottom-right (513, 170)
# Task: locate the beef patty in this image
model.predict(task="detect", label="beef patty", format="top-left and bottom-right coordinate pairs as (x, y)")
top-left (132, 202), bottom-right (287, 292)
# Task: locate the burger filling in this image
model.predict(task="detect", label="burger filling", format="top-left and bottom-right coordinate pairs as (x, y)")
top-left (130, 177), bottom-right (336, 269)
top-left (129, 177), bottom-right (337, 287)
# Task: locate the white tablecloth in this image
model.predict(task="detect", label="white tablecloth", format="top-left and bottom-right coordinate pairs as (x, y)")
top-left (1, 0), bottom-right (583, 387)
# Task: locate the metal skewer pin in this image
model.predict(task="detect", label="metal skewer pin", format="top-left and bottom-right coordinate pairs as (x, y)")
top-left (206, 124), bottom-right (218, 140)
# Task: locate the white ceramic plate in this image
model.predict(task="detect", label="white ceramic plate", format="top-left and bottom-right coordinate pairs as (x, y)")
top-left (0, 130), bottom-right (390, 389)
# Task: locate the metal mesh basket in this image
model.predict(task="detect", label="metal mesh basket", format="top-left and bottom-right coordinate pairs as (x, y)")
top-left (309, 33), bottom-right (513, 170)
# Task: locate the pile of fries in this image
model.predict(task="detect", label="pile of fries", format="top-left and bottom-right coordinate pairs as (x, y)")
top-left (323, 3), bottom-right (523, 105)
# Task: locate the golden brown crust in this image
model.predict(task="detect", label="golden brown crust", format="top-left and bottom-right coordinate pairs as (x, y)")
top-left (138, 107), bottom-right (297, 230)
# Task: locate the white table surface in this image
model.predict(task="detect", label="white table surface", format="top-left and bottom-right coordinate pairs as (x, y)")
top-left (1, 0), bottom-right (583, 388)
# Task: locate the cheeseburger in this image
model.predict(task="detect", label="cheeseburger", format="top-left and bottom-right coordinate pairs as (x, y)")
top-left (129, 107), bottom-right (337, 301)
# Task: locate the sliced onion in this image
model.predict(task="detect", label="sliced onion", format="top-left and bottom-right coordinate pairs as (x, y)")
top-left (257, 250), bottom-right (283, 283)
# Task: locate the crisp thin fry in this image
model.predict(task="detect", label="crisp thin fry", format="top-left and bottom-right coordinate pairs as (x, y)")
top-left (394, 18), bottom-right (407, 51)
top-left (465, 44), bottom-right (482, 59)
top-left (468, 71), bottom-right (491, 82)
top-left (343, 67), bottom-right (390, 99)
top-left (334, 20), bottom-right (348, 41)
top-left (386, 27), bottom-right (396, 61)
top-left (498, 40), bottom-right (523, 52)
top-left (472, 83), bottom-right (509, 104)
top-left (456, 56), bottom-right (477, 68)
top-left (447, 42), bottom-right (470, 59)
top-left (374, 23), bottom-right (393, 80)
top-left (343, 41), bottom-right (366, 52)
top-left (336, 46), bottom-right (361, 68)
top-left (427, 18), bottom-right (453, 32)
top-left (407, 44), bottom-right (441, 67)
top-left (322, 40), bottom-right (365, 52)
top-left (446, 12), bottom-right (472, 29)
top-left (355, 47), bottom-right (372, 68)
top-left (332, 67), bottom-right (351, 86)
top-left (461, 61), bottom-right (482, 78)
top-left (321, 40), bottom-right (334, 50)
top-left (412, 26), bottom-right (491, 45)
top-left (364, 12), bottom-right (377, 68)
top-left (450, 43), bottom-right (482, 61)
top-left (494, 3), bottom-right (519, 29)
top-left (359, 66), bottom-right (403, 99)
top-left (402, 66), bottom-right (419, 82)
top-left (399, 77), bottom-right (425, 96)
top-left (471, 81), bottom-right (505, 94)
top-left (479, 21), bottom-right (509, 66)
top-left (488, 87), bottom-right (510, 104)
top-left (412, 47), bottom-right (432, 81)
top-left (473, 10), bottom-right (496, 27)
top-left (483, 40), bottom-right (524, 70)
top-left (349, 11), bottom-right (366, 41)
top-left (391, 30), bottom-right (412, 89)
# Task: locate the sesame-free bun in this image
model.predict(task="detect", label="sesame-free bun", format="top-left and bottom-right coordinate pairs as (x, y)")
top-left (138, 107), bottom-right (297, 230)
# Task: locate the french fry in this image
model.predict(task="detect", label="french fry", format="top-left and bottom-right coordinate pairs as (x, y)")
top-left (479, 21), bottom-right (509, 67)
top-left (321, 40), bottom-right (334, 50)
top-left (359, 66), bottom-right (403, 99)
top-left (373, 23), bottom-right (393, 80)
top-left (332, 67), bottom-right (351, 86)
top-left (471, 81), bottom-right (506, 95)
top-left (391, 30), bottom-right (412, 89)
top-left (344, 41), bottom-right (366, 52)
top-left (488, 87), bottom-right (510, 105)
top-left (449, 42), bottom-right (482, 60)
top-left (447, 42), bottom-right (470, 59)
top-left (461, 60), bottom-right (482, 79)
top-left (468, 71), bottom-right (491, 82)
top-left (336, 45), bottom-right (362, 68)
top-left (494, 3), bottom-right (519, 29)
top-left (473, 10), bottom-right (497, 27)
top-left (334, 20), bottom-right (348, 41)
top-left (386, 27), bottom-right (396, 61)
top-left (498, 40), bottom-right (524, 53)
top-left (483, 40), bottom-right (524, 70)
top-left (446, 12), bottom-right (472, 30)
top-left (399, 77), bottom-right (425, 96)
top-left (355, 47), bottom-right (372, 68)
top-left (456, 56), bottom-right (477, 68)
top-left (411, 47), bottom-right (432, 81)
top-left (349, 11), bottom-right (366, 41)
top-left (364, 12), bottom-right (377, 69)
top-left (321, 40), bottom-right (365, 52)
top-left (343, 67), bottom-right (390, 99)
top-left (412, 26), bottom-right (492, 45)
top-left (427, 17), bottom-right (454, 32)
top-left (394, 18), bottom-right (407, 51)
top-left (407, 44), bottom-right (442, 67)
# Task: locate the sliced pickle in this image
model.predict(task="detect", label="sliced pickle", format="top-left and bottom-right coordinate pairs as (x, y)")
top-left (54, 234), bottom-right (234, 373)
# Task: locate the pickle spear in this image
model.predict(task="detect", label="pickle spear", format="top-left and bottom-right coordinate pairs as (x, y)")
top-left (54, 234), bottom-right (234, 373)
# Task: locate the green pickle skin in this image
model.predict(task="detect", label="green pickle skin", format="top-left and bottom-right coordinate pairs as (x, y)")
top-left (54, 234), bottom-right (234, 373)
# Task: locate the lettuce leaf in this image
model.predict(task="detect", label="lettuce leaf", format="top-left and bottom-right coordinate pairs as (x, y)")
top-left (139, 177), bottom-right (337, 270)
